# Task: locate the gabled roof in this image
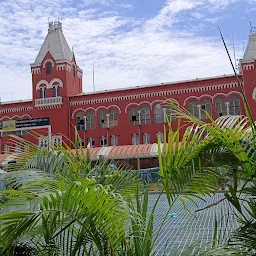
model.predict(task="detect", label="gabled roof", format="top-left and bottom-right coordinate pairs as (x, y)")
top-left (33, 21), bottom-right (73, 65)
top-left (242, 32), bottom-right (256, 63)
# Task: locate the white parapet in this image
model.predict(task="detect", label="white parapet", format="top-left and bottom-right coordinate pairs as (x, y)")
top-left (35, 96), bottom-right (62, 107)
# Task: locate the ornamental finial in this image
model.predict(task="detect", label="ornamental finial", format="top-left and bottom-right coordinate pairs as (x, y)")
top-left (250, 22), bottom-right (256, 34)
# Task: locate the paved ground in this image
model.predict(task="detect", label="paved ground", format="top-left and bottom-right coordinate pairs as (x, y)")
top-left (149, 193), bottom-right (239, 255)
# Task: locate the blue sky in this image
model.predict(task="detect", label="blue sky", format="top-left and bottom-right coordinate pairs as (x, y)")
top-left (0, 0), bottom-right (256, 102)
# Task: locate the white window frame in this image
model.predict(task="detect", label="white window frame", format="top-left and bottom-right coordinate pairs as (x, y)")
top-left (132, 133), bottom-right (140, 145)
top-left (52, 135), bottom-right (62, 146)
top-left (53, 86), bottom-right (60, 97)
top-left (88, 137), bottom-right (95, 148)
top-left (39, 136), bottom-right (49, 149)
top-left (40, 87), bottom-right (47, 99)
top-left (229, 97), bottom-right (241, 115)
top-left (143, 133), bottom-right (150, 144)
top-left (86, 111), bottom-right (95, 130)
top-left (111, 135), bottom-right (118, 146)
top-left (100, 136), bottom-right (108, 147)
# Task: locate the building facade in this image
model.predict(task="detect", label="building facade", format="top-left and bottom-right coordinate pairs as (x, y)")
top-left (1, 21), bottom-right (256, 154)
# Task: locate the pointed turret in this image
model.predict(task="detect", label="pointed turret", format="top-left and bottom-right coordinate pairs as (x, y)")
top-left (240, 25), bottom-right (256, 120)
top-left (30, 21), bottom-right (83, 106)
top-left (242, 26), bottom-right (256, 63)
top-left (32, 21), bottom-right (73, 65)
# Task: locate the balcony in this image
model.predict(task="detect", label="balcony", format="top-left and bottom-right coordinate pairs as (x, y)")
top-left (35, 97), bottom-right (62, 107)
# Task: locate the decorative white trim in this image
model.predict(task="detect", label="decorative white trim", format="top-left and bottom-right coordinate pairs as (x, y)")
top-left (36, 78), bottom-right (63, 91)
top-left (84, 107), bottom-right (96, 114)
top-left (0, 106), bottom-right (33, 114)
top-left (212, 93), bottom-right (229, 100)
top-left (71, 105), bottom-right (121, 119)
top-left (183, 94), bottom-right (213, 105)
top-left (124, 101), bottom-right (151, 113)
top-left (226, 91), bottom-right (243, 98)
top-left (243, 63), bottom-right (254, 70)
top-left (42, 59), bottom-right (54, 68)
top-left (70, 82), bottom-right (239, 107)
top-left (95, 105), bottom-right (121, 115)
top-left (71, 108), bottom-right (86, 118)
top-left (31, 67), bottom-right (41, 74)
top-left (56, 64), bottom-right (65, 71)
top-left (35, 97), bottom-right (62, 107)
top-left (183, 91), bottom-right (243, 106)
top-left (50, 78), bottom-right (63, 87)
top-left (6, 114), bottom-right (32, 121)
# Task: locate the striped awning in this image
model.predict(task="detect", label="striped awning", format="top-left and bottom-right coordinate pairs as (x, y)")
top-left (0, 143), bottom-right (163, 165)
top-left (73, 143), bottom-right (163, 160)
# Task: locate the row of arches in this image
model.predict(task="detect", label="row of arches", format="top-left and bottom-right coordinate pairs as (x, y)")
top-left (39, 86), bottom-right (60, 98)
top-left (188, 96), bottom-right (241, 119)
top-left (75, 96), bottom-right (242, 130)
top-left (76, 108), bottom-right (119, 130)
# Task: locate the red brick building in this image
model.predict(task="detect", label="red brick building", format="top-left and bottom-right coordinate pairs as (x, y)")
top-left (1, 21), bottom-right (256, 155)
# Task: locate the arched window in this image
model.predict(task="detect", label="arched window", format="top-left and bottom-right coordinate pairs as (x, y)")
top-left (229, 96), bottom-right (241, 115)
top-left (130, 107), bottom-right (139, 125)
top-left (216, 98), bottom-right (227, 117)
top-left (109, 108), bottom-right (118, 127)
top-left (86, 111), bottom-right (95, 129)
top-left (76, 112), bottom-right (84, 131)
top-left (98, 109), bottom-right (107, 128)
top-left (154, 104), bottom-right (164, 123)
top-left (188, 100), bottom-right (199, 118)
top-left (141, 105), bottom-right (151, 125)
top-left (72, 64), bottom-right (76, 78)
top-left (165, 105), bottom-right (176, 122)
top-left (46, 62), bottom-right (52, 75)
top-left (53, 86), bottom-right (60, 97)
top-left (40, 87), bottom-right (47, 98)
top-left (200, 99), bottom-right (212, 119)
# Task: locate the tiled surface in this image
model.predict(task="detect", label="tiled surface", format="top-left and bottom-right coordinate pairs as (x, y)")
top-left (150, 193), bottom-right (239, 255)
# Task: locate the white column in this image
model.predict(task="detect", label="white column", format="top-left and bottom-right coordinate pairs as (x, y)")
top-left (83, 116), bottom-right (87, 130)
top-left (163, 108), bottom-right (167, 123)
top-left (138, 110), bottom-right (141, 125)
top-left (106, 114), bottom-right (110, 128)
top-left (226, 102), bottom-right (230, 115)
top-left (197, 105), bottom-right (201, 119)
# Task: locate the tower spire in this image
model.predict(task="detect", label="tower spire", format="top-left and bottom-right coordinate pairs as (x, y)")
top-left (32, 20), bottom-right (72, 65)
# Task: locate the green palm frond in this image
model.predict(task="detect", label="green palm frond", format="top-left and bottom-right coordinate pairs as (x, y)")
top-left (228, 221), bottom-right (256, 254)
top-left (158, 119), bottom-right (219, 206)
top-left (0, 179), bottom-right (130, 255)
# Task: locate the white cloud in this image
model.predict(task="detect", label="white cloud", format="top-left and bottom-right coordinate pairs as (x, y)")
top-left (0, 0), bottom-right (247, 102)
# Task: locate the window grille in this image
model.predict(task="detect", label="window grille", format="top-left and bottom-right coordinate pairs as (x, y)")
top-left (100, 136), bottom-right (108, 147)
top-left (143, 133), bottom-right (150, 144)
top-left (216, 98), bottom-right (227, 117)
top-left (229, 96), bottom-right (241, 115)
top-left (132, 133), bottom-right (140, 145)
top-left (86, 111), bottom-right (95, 129)
top-left (98, 110), bottom-right (107, 128)
top-left (111, 135), bottom-right (118, 146)
top-left (200, 99), bottom-right (211, 119)
top-left (141, 105), bottom-right (151, 124)
top-left (188, 100), bottom-right (200, 118)
top-left (109, 109), bottom-right (118, 127)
